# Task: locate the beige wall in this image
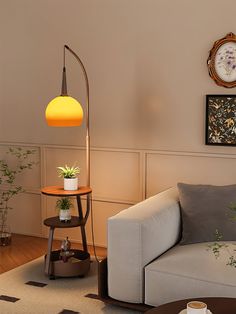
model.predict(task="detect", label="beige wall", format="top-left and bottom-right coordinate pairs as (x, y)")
top-left (1, 0), bottom-right (236, 246)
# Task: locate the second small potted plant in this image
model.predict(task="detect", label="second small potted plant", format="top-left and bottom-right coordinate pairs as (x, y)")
top-left (56, 197), bottom-right (73, 222)
top-left (57, 164), bottom-right (80, 191)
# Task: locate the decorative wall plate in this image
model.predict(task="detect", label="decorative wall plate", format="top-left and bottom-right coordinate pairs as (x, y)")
top-left (207, 32), bottom-right (236, 88)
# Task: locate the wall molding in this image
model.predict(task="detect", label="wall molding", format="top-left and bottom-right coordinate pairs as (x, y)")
top-left (145, 149), bottom-right (236, 159)
top-left (2, 140), bottom-right (236, 158)
top-left (1, 141), bottom-right (236, 198)
top-left (1, 140), bottom-right (236, 201)
top-left (1, 141), bottom-right (236, 245)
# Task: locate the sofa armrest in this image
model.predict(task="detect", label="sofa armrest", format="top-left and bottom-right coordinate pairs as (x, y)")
top-left (107, 187), bottom-right (181, 303)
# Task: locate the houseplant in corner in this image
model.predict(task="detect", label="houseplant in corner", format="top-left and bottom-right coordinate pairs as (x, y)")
top-left (56, 197), bottom-right (73, 222)
top-left (0, 147), bottom-right (37, 246)
top-left (57, 164), bottom-right (80, 191)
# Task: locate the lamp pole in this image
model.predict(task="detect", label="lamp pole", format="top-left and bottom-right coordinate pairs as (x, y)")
top-left (64, 45), bottom-right (90, 188)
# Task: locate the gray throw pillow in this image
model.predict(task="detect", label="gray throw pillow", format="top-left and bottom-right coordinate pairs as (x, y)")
top-left (177, 183), bottom-right (236, 245)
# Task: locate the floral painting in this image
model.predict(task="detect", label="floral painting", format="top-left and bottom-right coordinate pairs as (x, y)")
top-left (206, 95), bottom-right (236, 146)
top-left (215, 43), bottom-right (236, 82)
top-left (207, 33), bottom-right (236, 88)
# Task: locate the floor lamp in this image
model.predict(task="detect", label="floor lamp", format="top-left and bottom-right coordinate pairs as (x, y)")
top-left (45, 45), bottom-right (90, 188)
top-left (45, 45), bottom-right (99, 265)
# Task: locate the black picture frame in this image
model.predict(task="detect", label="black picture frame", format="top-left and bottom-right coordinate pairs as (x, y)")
top-left (206, 95), bottom-right (236, 146)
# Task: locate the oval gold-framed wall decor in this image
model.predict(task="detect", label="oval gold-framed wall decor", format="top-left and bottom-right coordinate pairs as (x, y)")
top-left (207, 32), bottom-right (236, 88)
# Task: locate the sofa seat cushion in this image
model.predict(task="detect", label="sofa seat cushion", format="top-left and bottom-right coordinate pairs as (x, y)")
top-left (145, 242), bottom-right (236, 306)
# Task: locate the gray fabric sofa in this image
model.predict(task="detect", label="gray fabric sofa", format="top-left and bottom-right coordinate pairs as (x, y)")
top-left (107, 187), bottom-right (236, 307)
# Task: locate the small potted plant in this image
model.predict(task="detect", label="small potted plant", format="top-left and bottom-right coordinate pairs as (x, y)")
top-left (57, 164), bottom-right (80, 191)
top-left (56, 197), bottom-right (73, 222)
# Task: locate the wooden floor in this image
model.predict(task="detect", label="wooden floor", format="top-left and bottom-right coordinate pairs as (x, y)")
top-left (0, 234), bottom-right (107, 274)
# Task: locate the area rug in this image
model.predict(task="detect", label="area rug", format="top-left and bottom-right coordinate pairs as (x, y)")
top-left (0, 257), bottom-right (140, 314)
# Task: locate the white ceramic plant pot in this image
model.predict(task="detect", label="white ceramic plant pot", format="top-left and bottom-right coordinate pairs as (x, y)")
top-left (59, 209), bottom-right (71, 222)
top-left (64, 177), bottom-right (78, 191)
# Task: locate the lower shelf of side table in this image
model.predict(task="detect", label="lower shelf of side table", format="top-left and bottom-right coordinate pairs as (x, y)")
top-left (45, 249), bottom-right (90, 278)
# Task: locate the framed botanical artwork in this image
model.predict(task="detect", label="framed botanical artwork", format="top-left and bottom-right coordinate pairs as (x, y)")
top-left (207, 33), bottom-right (236, 88)
top-left (206, 95), bottom-right (236, 146)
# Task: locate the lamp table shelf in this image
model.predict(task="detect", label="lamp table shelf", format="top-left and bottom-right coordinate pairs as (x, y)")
top-left (41, 185), bottom-right (92, 278)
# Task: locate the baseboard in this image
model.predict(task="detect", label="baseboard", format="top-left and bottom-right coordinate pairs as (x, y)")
top-left (12, 232), bottom-right (43, 238)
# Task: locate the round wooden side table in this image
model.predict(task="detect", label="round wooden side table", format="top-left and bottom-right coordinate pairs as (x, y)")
top-left (145, 297), bottom-right (236, 314)
top-left (41, 186), bottom-right (92, 278)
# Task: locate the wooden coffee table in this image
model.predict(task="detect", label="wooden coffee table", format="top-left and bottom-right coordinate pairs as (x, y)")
top-left (145, 297), bottom-right (236, 314)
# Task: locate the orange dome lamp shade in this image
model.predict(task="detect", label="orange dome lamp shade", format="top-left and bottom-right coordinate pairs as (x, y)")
top-left (45, 61), bottom-right (84, 127)
top-left (45, 95), bottom-right (83, 127)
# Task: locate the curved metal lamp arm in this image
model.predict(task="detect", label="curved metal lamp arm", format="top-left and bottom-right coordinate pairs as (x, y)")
top-left (64, 45), bottom-right (90, 187)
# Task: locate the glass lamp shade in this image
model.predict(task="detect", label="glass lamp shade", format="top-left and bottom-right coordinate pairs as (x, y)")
top-left (45, 95), bottom-right (83, 127)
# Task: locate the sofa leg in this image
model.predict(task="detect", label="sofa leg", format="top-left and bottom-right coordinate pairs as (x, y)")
top-left (97, 257), bottom-right (108, 298)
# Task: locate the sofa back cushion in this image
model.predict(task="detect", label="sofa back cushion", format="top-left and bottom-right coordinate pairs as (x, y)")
top-left (177, 183), bottom-right (236, 245)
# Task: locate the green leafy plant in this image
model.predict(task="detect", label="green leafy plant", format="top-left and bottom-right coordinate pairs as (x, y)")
top-left (56, 197), bottom-right (74, 210)
top-left (228, 202), bottom-right (236, 220)
top-left (57, 164), bottom-right (80, 179)
top-left (207, 230), bottom-right (228, 259)
top-left (0, 147), bottom-right (37, 238)
top-left (208, 206), bottom-right (236, 268)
